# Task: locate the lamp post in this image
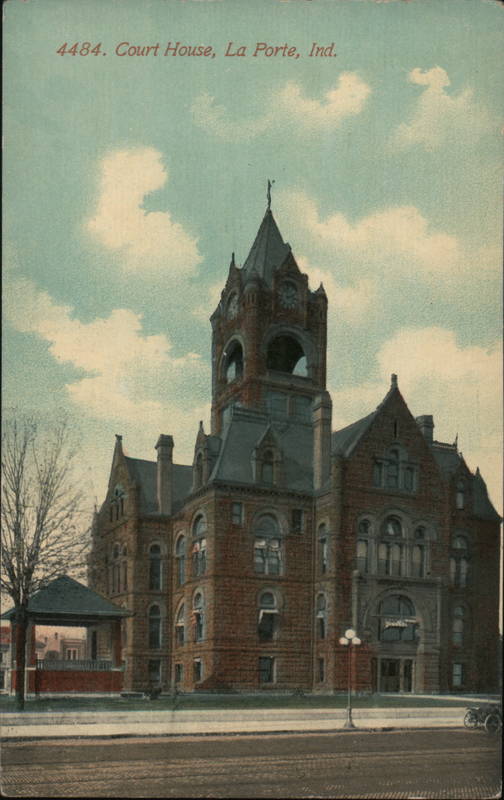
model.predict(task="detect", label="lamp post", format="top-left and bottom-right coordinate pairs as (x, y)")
top-left (339, 628), bottom-right (361, 729)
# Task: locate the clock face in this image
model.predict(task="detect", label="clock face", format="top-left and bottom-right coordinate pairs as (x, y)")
top-left (279, 282), bottom-right (298, 309)
top-left (227, 293), bottom-right (238, 319)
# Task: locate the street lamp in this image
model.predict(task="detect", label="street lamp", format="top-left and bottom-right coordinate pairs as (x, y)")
top-left (339, 628), bottom-right (361, 729)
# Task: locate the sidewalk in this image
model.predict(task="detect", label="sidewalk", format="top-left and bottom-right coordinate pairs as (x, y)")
top-left (1, 705), bottom-right (470, 739)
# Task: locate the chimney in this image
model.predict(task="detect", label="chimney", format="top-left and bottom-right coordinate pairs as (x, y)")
top-left (416, 415), bottom-right (434, 444)
top-left (155, 434), bottom-right (174, 515)
top-left (313, 392), bottom-right (332, 490)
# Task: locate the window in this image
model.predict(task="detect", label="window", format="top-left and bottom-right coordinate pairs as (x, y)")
top-left (192, 592), bottom-right (204, 642)
top-left (411, 545), bottom-right (425, 578)
top-left (148, 659), bottom-right (161, 685)
top-left (175, 604), bottom-right (185, 646)
top-left (455, 481), bottom-right (465, 510)
top-left (254, 515), bottom-right (283, 575)
top-left (318, 658), bottom-right (325, 683)
top-left (224, 340), bottom-right (243, 383)
top-left (267, 335), bottom-right (306, 376)
top-left (318, 524), bottom-right (328, 574)
top-left (316, 594), bottom-right (327, 639)
top-left (357, 540), bottom-right (368, 573)
top-left (193, 515), bottom-right (207, 538)
top-left (174, 663), bottom-right (183, 685)
top-left (231, 502), bottom-right (243, 525)
top-left (382, 516), bottom-right (402, 537)
top-left (377, 517), bottom-right (404, 576)
top-left (259, 656), bottom-right (275, 684)
top-left (193, 659), bottom-right (203, 683)
top-left (148, 605), bottom-right (161, 649)
top-left (452, 662), bottom-right (464, 687)
top-left (258, 591), bottom-right (279, 642)
top-left (254, 538), bottom-right (281, 575)
top-left (450, 535), bottom-right (470, 588)
top-left (452, 606), bottom-right (465, 646)
top-left (387, 449), bottom-right (399, 488)
top-left (261, 450), bottom-right (274, 484)
top-left (175, 536), bottom-right (185, 586)
top-left (374, 450), bottom-right (417, 492)
top-left (192, 538), bottom-right (207, 577)
top-left (110, 484), bottom-right (125, 522)
top-left (149, 544), bottom-right (162, 590)
top-left (379, 595), bottom-right (417, 642)
top-left (292, 509), bottom-right (304, 534)
top-left (66, 649), bottom-right (77, 660)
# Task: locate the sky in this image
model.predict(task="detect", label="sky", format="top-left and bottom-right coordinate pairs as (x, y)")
top-left (3, 0), bottom-right (503, 517)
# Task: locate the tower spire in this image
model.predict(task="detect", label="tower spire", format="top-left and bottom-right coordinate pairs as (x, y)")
top-left (267, 179), bottom-right (275, 210)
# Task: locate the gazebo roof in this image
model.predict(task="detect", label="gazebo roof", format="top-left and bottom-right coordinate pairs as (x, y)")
top-left (2, 576), bottom-right (131, 625)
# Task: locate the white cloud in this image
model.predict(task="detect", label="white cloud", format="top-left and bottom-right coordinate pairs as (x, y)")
top-left (191, 73), bottom-right (371, 141)
top-left (4, 278), bottom-right (210, 440)
top-left (297, 256), bottom-right (377, 325)
top-left (86, 148), bottom-right (202, 273)
top-left (280, 190), bottom-right (462, 280)
top-left (330, 326), bottom-right (502, 511)
top-left (392, 67), bottom-right (492, 151)
top-left (192, 282), bottom-right (223, 322)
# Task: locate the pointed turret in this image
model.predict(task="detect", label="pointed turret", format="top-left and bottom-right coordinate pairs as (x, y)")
top-left (242, 209), bottom-right (291, 287)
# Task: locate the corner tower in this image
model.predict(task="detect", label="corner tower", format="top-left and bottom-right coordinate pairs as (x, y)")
top-left (210, 200), bottom-right (328, 434)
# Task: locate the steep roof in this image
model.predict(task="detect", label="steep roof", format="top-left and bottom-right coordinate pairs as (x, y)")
top-left (472, 469), bottom-right (501, 521)
top-left (210, 406), bottom-right (313, 492)
top-left (2, 576), bottom-right (130, 623)
top-left (241, 210), bottom-right (292, 286)
top-left (331, 411), bottom-right (377, 457)
top-left (125, 457), bottom-right (192, 514)
top-left (431, 441), bottom-right (461, 476)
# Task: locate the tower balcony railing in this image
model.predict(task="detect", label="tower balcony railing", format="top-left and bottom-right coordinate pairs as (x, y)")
top-left (36, 659), bottom-right (112, 671)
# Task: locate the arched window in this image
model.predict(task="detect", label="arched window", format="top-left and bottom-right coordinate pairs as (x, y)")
top-left (223, 340), bottom-right (243, 383)
top-left (261, 450), bottom-right (274, 484)
top-left (192, 515), bottom-right (207, 577)
top-left (379, 595), bottom-right (417, 642)
top-left (175, 604), bottom-right (185, 646)
top-left (378, 517), bottom-right (404, 576)
top-left (110, 484), bottom-right (125, 521)
top-left (357, 540), bottom-right (368, 573)
top-left (452, 606), bottom-right (465, 646)
top-left (358, 519), bottom-right (371, 536)
top-left (258, 591), bottom-right (278, 641)
top-left (149, 544), bottom-right (162, 590)
top-left (451, 535), bottom-right (470, 587)
top-left (254, 514), bottom-right (282, 576)
top-left (148, 605), bottom-right (161, 649)
top-left (316, 593), bottom-right (327, 639)
top-left (193, 515), bottom-right (207, 538)
top-left (456, 481), bottom-right (465, 510)
top-left (175, 536), bottom-right (185, 586)
top-left (318, 523), bottom-right (328, 574)
top-left (193, 592), bottom-right (204, 642)
top-left (192, 537), bottom-right (207, 577)
top-left (412, 545), bottom-right (425, 578)
top-left (112, 544), bottom-right (121, 594)
top-left (266, 335), bottom-right (307, 376)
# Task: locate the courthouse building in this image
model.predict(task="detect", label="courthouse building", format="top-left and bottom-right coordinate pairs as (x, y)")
top-left (88, 201), bottom-right (500, 694)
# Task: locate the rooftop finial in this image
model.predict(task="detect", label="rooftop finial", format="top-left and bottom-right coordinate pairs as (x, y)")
top-left (230, 251), bottom-right (236, 268)
top-left (391, 373), bottom-right (398, 388)
top-left (267, 179), bottom-right (275, 210)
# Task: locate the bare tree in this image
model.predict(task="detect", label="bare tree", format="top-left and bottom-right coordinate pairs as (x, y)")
top-left (1, 413), bottom-right (90, 709)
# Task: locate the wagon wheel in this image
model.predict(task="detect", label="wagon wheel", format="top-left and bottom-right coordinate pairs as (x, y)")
top-left (463, 709), bottom-right (479, 729)
top-left (484, 712), bottom-right (502, 735)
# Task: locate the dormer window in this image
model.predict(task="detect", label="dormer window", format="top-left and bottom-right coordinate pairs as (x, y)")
top-left (456, 481), bottom-right (465, 510)
top-left (262, 450), bottom-right (274, 484)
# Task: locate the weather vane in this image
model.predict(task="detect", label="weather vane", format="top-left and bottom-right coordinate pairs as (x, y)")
top-left (267, 179), bottom-right (275, 210)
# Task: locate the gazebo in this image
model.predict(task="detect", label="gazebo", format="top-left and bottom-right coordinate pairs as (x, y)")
top-left (2, 576), bottom-right (131, 695)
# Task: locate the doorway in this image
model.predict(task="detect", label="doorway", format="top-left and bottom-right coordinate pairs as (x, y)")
top-left (379, 658), bottom-right (414, 692)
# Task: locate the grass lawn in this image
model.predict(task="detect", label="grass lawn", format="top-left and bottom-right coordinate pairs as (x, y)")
top-left (0, 693), bottom-right (478, 713)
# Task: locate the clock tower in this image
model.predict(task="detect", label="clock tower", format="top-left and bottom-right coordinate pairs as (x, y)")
top-left (209, 200), bottom-right (328, 435)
